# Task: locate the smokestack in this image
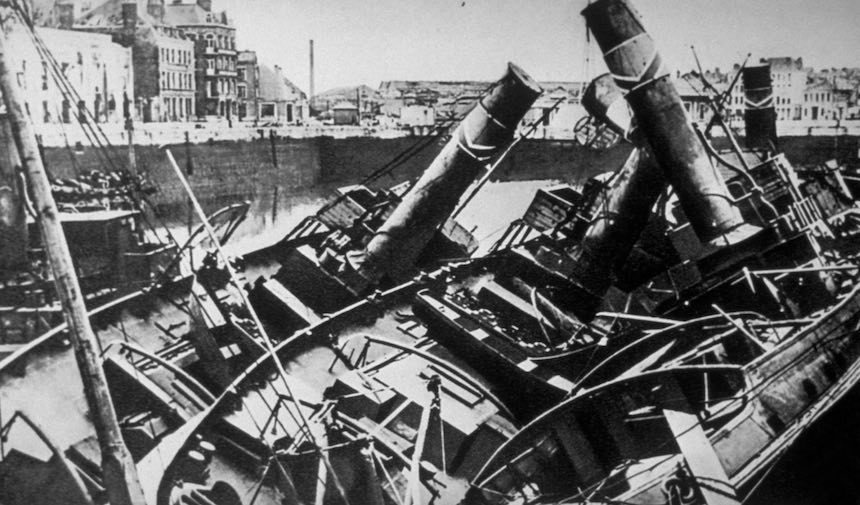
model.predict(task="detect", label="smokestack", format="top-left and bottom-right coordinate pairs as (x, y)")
top-left (582, 73), bottom-right (633, 139)
top-left (121, 1), bottom-right (137, 36)
top-left (583, 0), bottom-right (756, 246)
top-left (147, 0), bottom-right (165, 23)
top-left (565, 148), bottom-right (663, 319)
top-left (355, 63), bottom-right (542, 286)
top-left (309, 40), bottom-right (315, 109)
top-left (742, 64), bottom-right (778, 150)
top-left (56, 1), bottom-right (75, 29)
top-left (561, 74), bottom-right (665, 320)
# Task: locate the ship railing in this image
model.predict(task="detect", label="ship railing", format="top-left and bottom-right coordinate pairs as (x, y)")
top-left (0, 410), bottom-right (93, 505)
top-left (103, 340), bottom-right (215, 412)
top-left (282, 215), bottom-right (329, 243)
top-left (489, 219), bottom-right (539, 253)
top-left (329, 333), bottom-right (514, 420)
top-left (784, 196), bottom-right (828, 233)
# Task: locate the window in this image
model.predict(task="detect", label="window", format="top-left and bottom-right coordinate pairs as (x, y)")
top-left (237, 68), bottom-right (245, 81)
top-left (237, 84), bottom-right (246, 98)
top-left (260, 103), bottom-right (275, 117)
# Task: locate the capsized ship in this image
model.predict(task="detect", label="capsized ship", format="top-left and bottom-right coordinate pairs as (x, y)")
top-left (0, 55), bottom-right (544, 505)
top-left (147, 1), bottom-right (860, 504)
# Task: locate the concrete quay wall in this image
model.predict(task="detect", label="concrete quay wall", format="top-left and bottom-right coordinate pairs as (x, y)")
top-left (40, 134), bottom-right (858, 215)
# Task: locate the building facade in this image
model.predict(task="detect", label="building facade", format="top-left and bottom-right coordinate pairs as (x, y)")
top-left (164, 0), bottom-right (237, 120)
top-left (155, 25), bottom-right (195, 121)
top-left (766, 57), bottom-right (807, 121)
top-left (236, 50), bottom-right (259, 121)
top-left (3, 21), bottom-right (132, 125)
top-left (236, 52), bottom-right (307, 124)
top-left (75, 0), bottom-right (195, 122)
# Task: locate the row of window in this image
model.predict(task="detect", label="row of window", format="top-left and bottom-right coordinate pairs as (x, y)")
top-left (161, 71), bottom-right (194, 91)
top-left (203, 33), bottom-right (236, 51)
top-left (160, 46), bottom-right (192, 66)
top-left (804, 92), bottom-right (832, 102)
top-left (205, 56), bottom-right (236, 71)
top-left (208, 78), bottom-right (236, 97)
top-left (162, 96), bottom-right (194, 121)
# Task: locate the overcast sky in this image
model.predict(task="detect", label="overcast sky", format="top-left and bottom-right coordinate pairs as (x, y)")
top-left (216, 0), bottom-right (860, 93)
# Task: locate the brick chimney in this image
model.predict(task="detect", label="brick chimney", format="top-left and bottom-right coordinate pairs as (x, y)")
top-left (147, 0), bottom-right (165, 22)
top-left (197, 0), bottom-right (212, 11)
top-left (56, 1), bottom-right (74, 29)
top-left (121, 1), bottom-right (137, 42)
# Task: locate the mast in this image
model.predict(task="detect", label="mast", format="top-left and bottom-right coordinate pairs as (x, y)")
top-left (123, 91), bottom-right (137, 175)
top-left (0, 25), bottom-right (146, 505)
top-left (0, 114), bottom-right (28, 270)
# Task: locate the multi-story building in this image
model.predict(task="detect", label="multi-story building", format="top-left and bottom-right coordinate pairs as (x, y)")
top-left (765, 57), bottom-right (807, 121)
top-left (236, 50), bottom-right (259, 121)
top-left (3, 21), bottom-right (132, 124)
top-left (802, 80), bottom-right (838, 121)
top-left (75, 0), bottom-right (195, 122)
top-left (236, 51), bottom-right (308, 124)
top-left (164, 0), bottom-right (237, 120)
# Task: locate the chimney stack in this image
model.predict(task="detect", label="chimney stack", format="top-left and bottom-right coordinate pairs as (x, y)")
top-left (121, 1), bottom-right (137, 36)
top-left (56, 1), bottom-right (74, 29)
top-left (147, 0), bottom-right (165, 23)
top-left (197, 0), bottom-right (212, 12)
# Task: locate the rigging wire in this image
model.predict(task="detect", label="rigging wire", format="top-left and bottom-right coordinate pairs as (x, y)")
top-left (10, 3), bottom-right (191, 256)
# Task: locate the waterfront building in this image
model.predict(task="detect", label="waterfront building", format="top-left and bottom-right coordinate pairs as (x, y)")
top-left (76, 0), bottom-right (196, 122)
top-left (237, 51), bottom-right (307, 125)
top-left (764, 57), bottom-right (807, 121)
top-left (803, 80), bottom-right (838, 121)
top-left (2, 21), bottom-right (132, 124)
top-left (331, 101), bottom-right (359, 125)
top-left (236, 50), bottom-right (258, 122)
top-left (164, 0), bottom-right (237, 121)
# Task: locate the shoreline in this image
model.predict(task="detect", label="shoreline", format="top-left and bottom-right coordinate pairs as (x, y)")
top-left (32, 119), bottom-right (860, 149)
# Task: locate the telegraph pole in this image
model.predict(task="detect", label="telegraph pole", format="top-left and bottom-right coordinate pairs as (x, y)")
top-left (0, 23), bottom-right (146, 505)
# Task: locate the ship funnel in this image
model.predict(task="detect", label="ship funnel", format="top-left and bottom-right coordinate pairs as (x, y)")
top-left (582, 73), bottom-right (633, 140)
top-left (566, 147), bottom-right (664, 319)
top-left (583, 0), bottom-right (757, 246)
top-left (567, 73), bottom-right (666, 319)
top-left (356, 63), bottom-right (542, 285)
top-left (742, 64), bottom-right (778, 150)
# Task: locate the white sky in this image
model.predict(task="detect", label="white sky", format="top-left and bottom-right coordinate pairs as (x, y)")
top-left (216, 0), bottom-right (860, 93)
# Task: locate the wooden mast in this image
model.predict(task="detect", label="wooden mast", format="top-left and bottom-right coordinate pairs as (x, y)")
top-left (0, 23), bottom-right (147, 505)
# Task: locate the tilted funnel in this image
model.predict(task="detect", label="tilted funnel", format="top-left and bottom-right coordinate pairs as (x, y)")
top-left (561, 74), bottom-right (666, 320)
top-left (355, 63), bottom-right (542, 285)
top-left (583, 0), bottom-right (758, 246)
top-left (582, 73), bottom-right (634, 140)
